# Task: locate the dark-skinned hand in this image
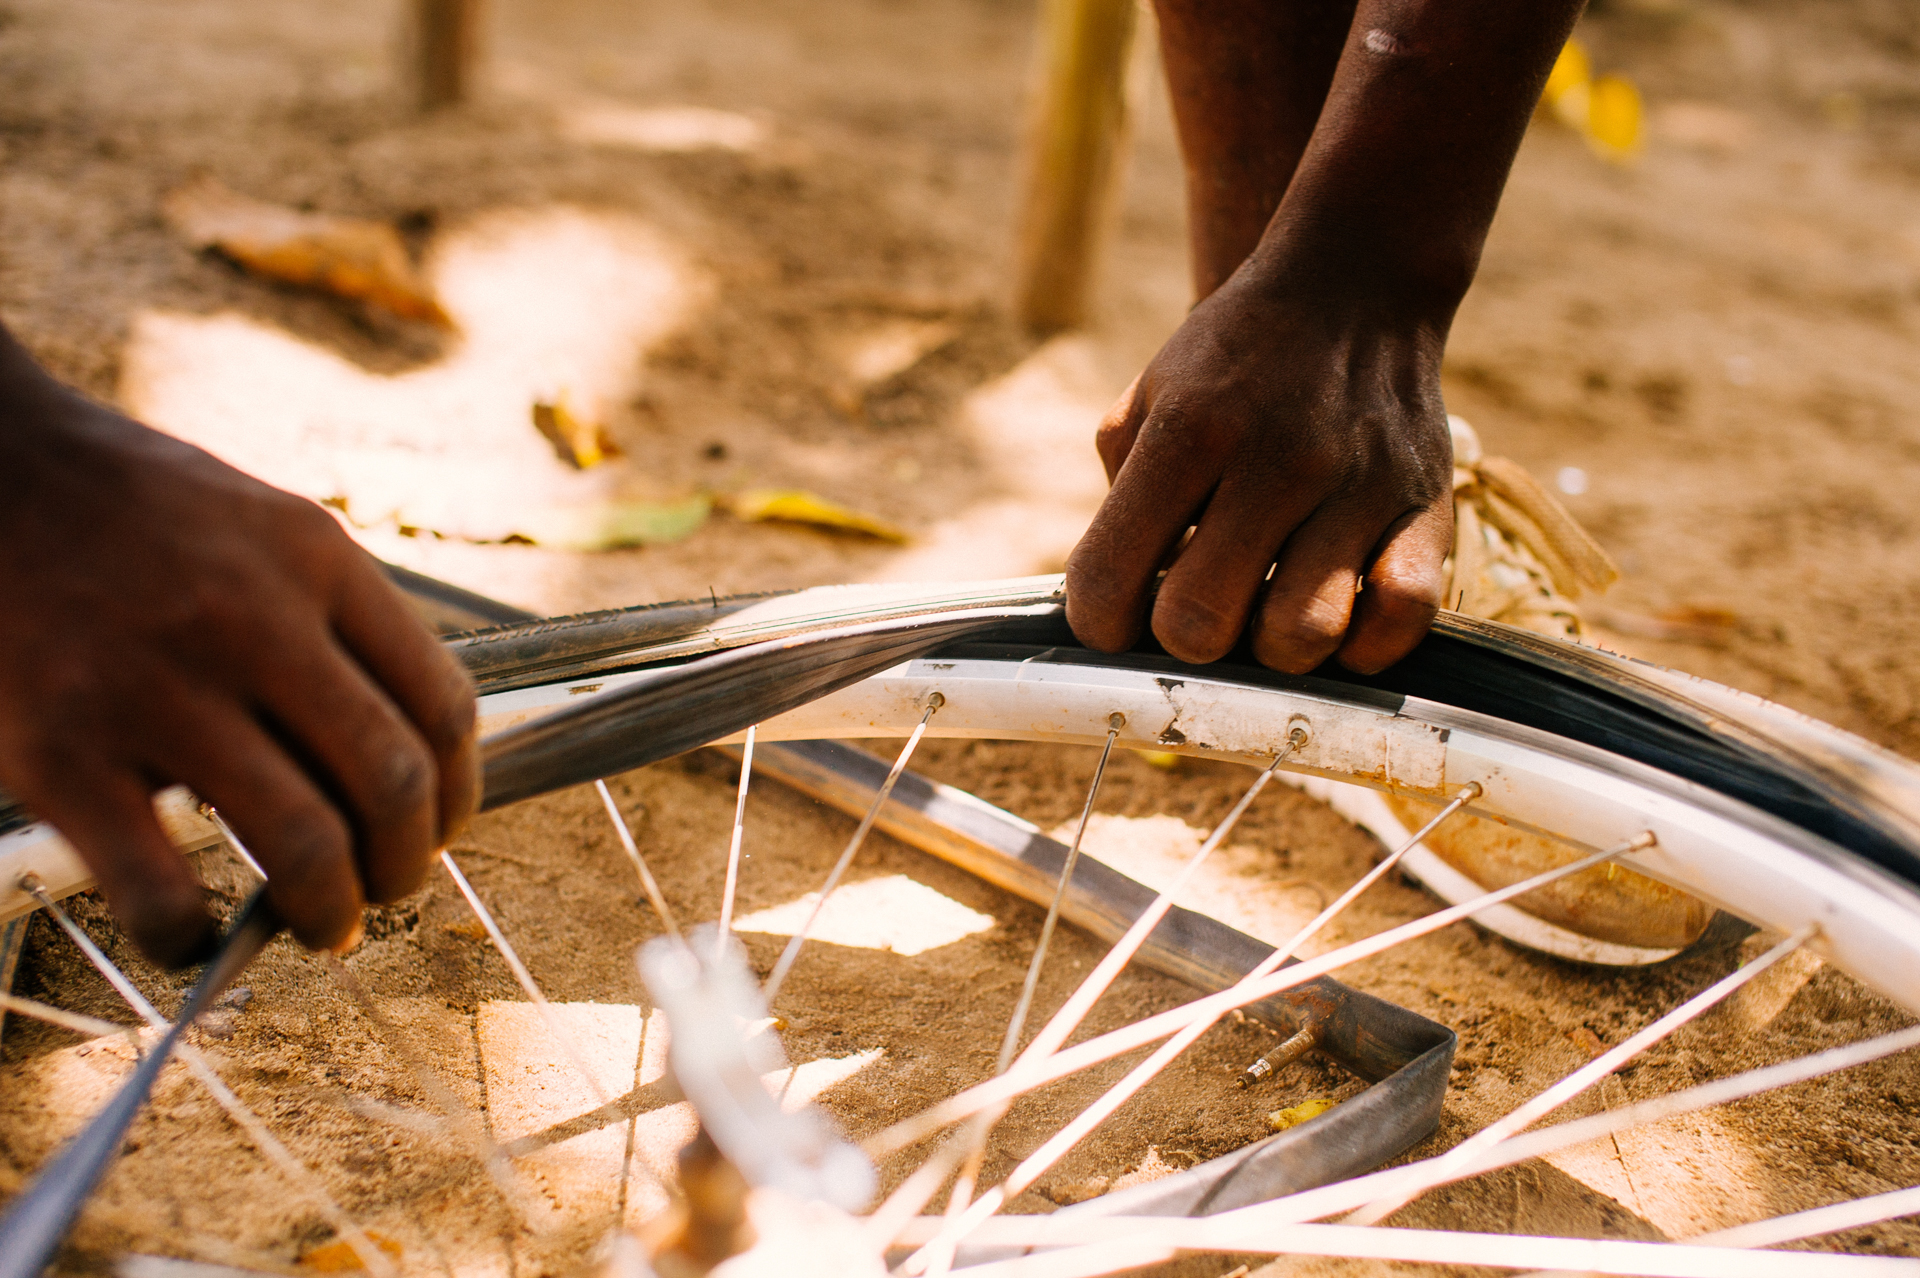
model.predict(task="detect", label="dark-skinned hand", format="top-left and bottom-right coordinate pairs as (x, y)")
top-left (0, 330), bottom-right (478, 966)
top-left (1065, 275), bottom-right (1453, 675)
top-left (1065, 0), bottom-right (1584, 675)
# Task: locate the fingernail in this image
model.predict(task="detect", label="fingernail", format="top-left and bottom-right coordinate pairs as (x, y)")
top-left (331, 916), bottom-right (366, 956)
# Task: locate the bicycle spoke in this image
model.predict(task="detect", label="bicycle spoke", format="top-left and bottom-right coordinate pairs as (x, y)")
top-left (321, 954), bottom-right (544, 1217)
top-left (716, 723), bottom-right (758, 962)
top-left (1003, 728), bottom-right (1308, 1081)
top-left (595, 779), bottom-right (682, 939)
top-left (1092, 1023), bottom-right (1920, 1233)
top-left (903, 781), bottom-right (1487, 1272)
top-left (21, 879), bottom-right (163, 1024)
top-left (762, 693), bottom-right (944, 1005)
top-left (0, 989), bottom-right (139, 1045)
top-left (198, 812), bottom-right (540, 1213)
top-left (1694, 1183), bottom-right (1920, 1249)
top-left (861, 1128), bottom-right (978, 1252)
top-left (201, 808), bottom-right (267, 880)
top-left (998, 714), bottom-right (1125, 1074)
top-left (915, 718), bottom-right (1129, 1277)
top-left (20, 881), bottom-right (396, 1278)
top-left (1345, 924), bottom-right (1819, 1225)
top-left (866, 830), bottom-right (1654, 1159)
top-left (440, 850), bottom-right (614, 1107)
top-left (921, 1219), bottom-right (1905, 1278)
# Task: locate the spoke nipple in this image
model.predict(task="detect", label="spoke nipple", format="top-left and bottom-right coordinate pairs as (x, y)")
top-left (1107, 711), bottom-right (1126, 730)
top-left (1285, 717), bottom-right (1312, 751)
top-left (15, 871), bottom-right (44, 897)
top-left (925, 691), bottom-right (946, 711)
top-left (1627, 830), bottom-right (1658, 852)
top-left (1459, 781), bottom-right (1483, 801)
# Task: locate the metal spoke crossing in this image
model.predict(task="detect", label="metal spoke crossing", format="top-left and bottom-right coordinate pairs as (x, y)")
top-left (762, 694), bottom-right (944, 1005)
top-left (19, 878), bottom-right (396, 1278)
top-left (7, 682), bottom-right (1916, 1278)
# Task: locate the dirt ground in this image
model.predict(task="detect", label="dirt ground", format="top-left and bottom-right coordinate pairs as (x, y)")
top-left (4, 0), bottom-right (1920, 1273)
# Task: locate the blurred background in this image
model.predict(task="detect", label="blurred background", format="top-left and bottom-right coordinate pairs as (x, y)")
top-left (3, 0), bottom-right (1919, 754)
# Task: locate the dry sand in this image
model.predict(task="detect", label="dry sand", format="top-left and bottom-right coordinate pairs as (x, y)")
top-left (3, 0), bottom-right (1920, 1273)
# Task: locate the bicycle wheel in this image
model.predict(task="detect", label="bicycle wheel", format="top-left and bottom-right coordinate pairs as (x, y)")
top-left (3, 573), bottom-right (1919, 1278)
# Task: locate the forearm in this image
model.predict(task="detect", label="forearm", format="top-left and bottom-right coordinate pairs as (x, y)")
top-left (1153, 0), bottom-right (1356, 299)
top-left (1244, 0), bottom-right (1586, 320)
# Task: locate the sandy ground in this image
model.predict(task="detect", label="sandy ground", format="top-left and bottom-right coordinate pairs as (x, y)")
top-left (4, 0), bottom-right (1920, 1273)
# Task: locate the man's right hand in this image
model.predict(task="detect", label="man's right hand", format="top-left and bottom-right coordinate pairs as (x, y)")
top-left (0, 328), bottom-right (479, 966)
top-left (1065, 270), bottom-right (1455, 676)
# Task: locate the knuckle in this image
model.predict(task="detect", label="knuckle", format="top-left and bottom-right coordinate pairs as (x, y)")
top-left (1140, 404), bottom-right (1227, 462)
top-left (1094, 409), bottom-right (1132, 451)
top-left (1366, 562), bottom-right (1444, 626)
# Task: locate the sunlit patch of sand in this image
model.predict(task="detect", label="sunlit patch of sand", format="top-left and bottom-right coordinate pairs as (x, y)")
top-left (1543, 1103), bottom-right (1771, 1238)
top-left (732, 874), bottom-right (994, 957)
top-left (119, 206), bottom-right (710, 543)
top-left (1051, 813), bottom-right (1321, 952)
top-left (477, 1001), bottom-right (648, 1231)
top-left (872, 335), bottom-right (1114, 582)
top-left (562, 102), bottom-right (767, 153)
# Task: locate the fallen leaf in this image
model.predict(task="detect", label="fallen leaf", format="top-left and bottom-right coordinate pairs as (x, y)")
top-left (300, 1232), bottom-right (404, 1272)
top-left (564, 103), bottom-right (767, 153)
top-left (1536, 39), bottom-right (1643, 165)
top-left (724, 488), bottom-right (908, 543)
top-left (1586, 74), bottom-right (1644, 162)
top-left (532, 398), bottom-right (619, 469)
top-left (163, 176), bottom-right (451, 327)
top-left (511, 494), bottom-right (712, 550)
top-left (1567, 1026), bottom-right (1606, 1058)
top-left (1131, 749), bottom-right (1182, 771)
top-left (1268, 1097), bottom-right (1336, 1132)
top-left (1540, 38), bottom-right (1593, 130)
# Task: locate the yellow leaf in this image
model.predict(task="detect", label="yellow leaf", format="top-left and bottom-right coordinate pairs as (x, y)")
top-left (510, 494), bottom-right (712, 550)
top-left (300, 1232), bottom-right (404, 1272)
top-left (532, 398), bottom-right (617, 469)
top-left (1267, 1097), bottom-right (1336, 1132)
top-left (1541, 38), bottom-right (1592, 129)
top-left (1131, 749), bottom-right (1181, 771)
top-left (162, 177), bottom-right (452, 327)
top-left (726, 488), bottom-right (908, 543)
top-left (1586, 74), bottom-right (1644, 162)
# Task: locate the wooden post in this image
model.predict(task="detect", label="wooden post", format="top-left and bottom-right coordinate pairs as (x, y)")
top-left (412, 0), bottom-right (483, 111)
top-left (1012, 0), bottom-right (1139, 333)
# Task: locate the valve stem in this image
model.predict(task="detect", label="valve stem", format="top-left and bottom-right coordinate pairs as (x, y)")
top-left (1237, 1025), bottom-right (1317, 1089)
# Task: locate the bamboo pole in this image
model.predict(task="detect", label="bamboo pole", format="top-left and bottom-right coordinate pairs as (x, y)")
top-left (1012, 0), bottom-right (1138, 333)
top-left (411, 0), bottom-right (483, 111)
